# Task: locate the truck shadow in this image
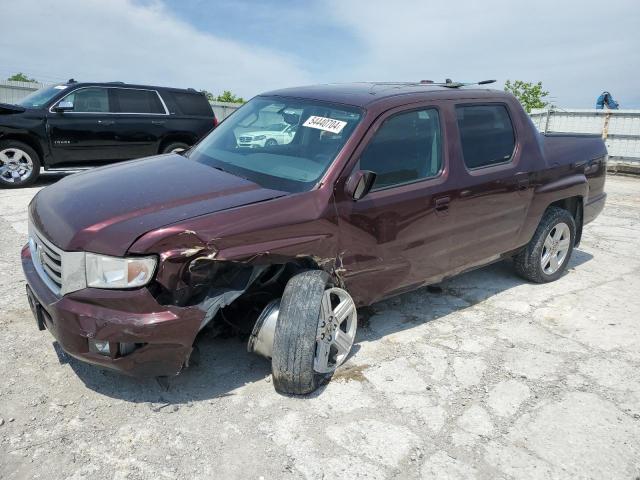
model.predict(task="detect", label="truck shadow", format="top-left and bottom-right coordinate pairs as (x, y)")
top-left (33, 172), bottom-right (72, 187)
top-left (356, 251), bottom-right (593, 342)
top-left (63, 250), bottom-right (593, 403)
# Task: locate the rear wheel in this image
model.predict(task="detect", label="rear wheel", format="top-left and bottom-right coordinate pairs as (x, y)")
top-left (161, 142), bottom-right (190, 154)
top-left (0, 140), bottom-right (40, 188)
top-left (271, 270), bottom-right (357, 395)
top-left (513, 206), bottom-right (576, 283)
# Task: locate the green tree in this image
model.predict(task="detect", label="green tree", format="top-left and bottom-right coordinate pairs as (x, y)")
top-left (200, 89), bottom-right (215, 102)
top-left (7, 72), bottom-right (38, 83)
top-left (504, 80), bottom-right (550, 113)
top-left (216, 90), bottom-right (245, 103)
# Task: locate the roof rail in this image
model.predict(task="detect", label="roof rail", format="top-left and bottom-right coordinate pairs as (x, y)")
top-left (440, 79), bottom-right (496, 88)
top-left (369, 79), bottom-right (497, 89)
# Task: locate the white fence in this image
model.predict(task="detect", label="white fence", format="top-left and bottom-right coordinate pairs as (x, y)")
top-left (0, 80), bottom-right (45, 104)
top-left (209, 100), bottom-right (241, 120)
top-left (530, 108), bottom-right (640, 169)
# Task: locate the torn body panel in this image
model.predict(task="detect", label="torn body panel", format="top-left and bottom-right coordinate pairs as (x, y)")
top-left (130, 188), bottom-right (346, 310)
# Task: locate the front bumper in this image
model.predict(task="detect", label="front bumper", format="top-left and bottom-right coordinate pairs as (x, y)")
top-left (21, 245), bottom-right (205, 377)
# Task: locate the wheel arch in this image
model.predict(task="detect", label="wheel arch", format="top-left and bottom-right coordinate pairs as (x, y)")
top-left (548, 195), bottom-right (584, 246)
top-left (518, 174), bottom-right (588, 249)
top-left (0, 134), bottom-right (45, 165)
top-left (158, 134), bottom-right (197, 154)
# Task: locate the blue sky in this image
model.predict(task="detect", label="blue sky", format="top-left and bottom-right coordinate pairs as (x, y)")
top-left (2, 0), bottom-right (639, 107)
top-left (161, 0), bottom-right (361, 76)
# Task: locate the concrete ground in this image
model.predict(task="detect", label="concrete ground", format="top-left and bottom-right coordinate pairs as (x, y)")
top-left (1, 173), bottom-right (639, 480)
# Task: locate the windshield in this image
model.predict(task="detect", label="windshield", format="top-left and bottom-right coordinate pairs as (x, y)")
top-left (17, 85), bottom-right (68, 108)
top-left (189, 96), bottom-right (363, 193)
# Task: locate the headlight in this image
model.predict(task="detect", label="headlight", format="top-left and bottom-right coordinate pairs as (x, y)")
top-left (85, 253), bottom-right (157, 289)
top-left (253, 135), bottom-right (266, 141)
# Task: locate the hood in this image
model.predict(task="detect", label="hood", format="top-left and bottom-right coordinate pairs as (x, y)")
top-left (0, 103), bottom-right (26, 114)
top-left (30, 154), bottom-right (287, 256)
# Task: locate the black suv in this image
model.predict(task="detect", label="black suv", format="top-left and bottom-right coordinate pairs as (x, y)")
top-left (0, 80), bottom-right (218, 187)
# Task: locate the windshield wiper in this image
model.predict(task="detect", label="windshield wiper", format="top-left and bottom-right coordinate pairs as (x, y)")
top-left (213, 165), bottom-right (251, 182)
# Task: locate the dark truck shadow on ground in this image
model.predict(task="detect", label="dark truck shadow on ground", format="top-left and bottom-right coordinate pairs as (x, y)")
top-left (61, 250), bottom-right (593, 404)
top-left (33, 171), bottom-right (73, 187)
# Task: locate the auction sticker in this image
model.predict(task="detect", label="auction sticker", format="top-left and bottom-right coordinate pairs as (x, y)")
top-left (302, 116), bottom-right (347, 134)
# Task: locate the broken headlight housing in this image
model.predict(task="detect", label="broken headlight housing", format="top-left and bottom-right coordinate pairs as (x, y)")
top-left (85, 253), bottom-right (157, 289)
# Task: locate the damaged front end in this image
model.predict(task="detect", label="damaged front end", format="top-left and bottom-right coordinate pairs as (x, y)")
top-left (139, 229), bottom-right (334, 372)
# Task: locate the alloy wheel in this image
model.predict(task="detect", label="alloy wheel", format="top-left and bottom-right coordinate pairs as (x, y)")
top-left (0, 148), bottom-right (34, 184)
top-left (541, 222), bottom-right (571, 275)
top-left (313, 287), bottom-right (357, 374)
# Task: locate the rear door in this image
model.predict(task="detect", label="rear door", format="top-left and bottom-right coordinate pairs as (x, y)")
top-left (446, 103), bottom-right (534, 273)
top-left (335, 103), bottom-right (455, 305)
top-left (47, 86), bottom-right (120, 164)
top-left (109, 88), bottom-right (168, 160)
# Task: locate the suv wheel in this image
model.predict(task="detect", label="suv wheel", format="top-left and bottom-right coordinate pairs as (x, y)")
top-left (0, 140), bottom-right (41, 188)
top-left (162, 142), bottom-right (190, 154)
top-left (513, 206), bottom-right (576, 283)
top-left (272, 270), bottom-right (357, 395)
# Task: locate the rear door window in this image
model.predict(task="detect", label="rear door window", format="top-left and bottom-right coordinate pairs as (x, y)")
top-left (113, 89), bottom-right (165, 114)
top-left (455, 105), bottom-right (515, 169)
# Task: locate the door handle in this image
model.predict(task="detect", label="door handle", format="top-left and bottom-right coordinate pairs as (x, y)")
top-left (151, 120), bottom-right (166, 125)
top-left (97, 120), bottom-right (115, 126)
top-left (434, 196), bottom-right (450, 216)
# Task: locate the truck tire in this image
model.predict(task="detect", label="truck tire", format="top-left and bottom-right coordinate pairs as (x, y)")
top-left (272, 270), bottom-right (358, 395)
top-left (161, 142), bottom-right (190, 154)
top-left (0, 140), bottom-right (41, 188)
top-left (513, 206), bottom-right (576, 283)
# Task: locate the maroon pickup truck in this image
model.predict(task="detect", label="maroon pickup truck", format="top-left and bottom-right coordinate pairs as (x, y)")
top-left (22, 82), bottom-right (607, 394)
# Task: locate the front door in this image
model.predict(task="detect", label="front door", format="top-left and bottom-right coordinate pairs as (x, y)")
top-left (47, 86), bottom-right (120, 165)
top-left (335, 104), bottom-right (455, 306)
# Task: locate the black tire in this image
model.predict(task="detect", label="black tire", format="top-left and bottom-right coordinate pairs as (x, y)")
top-left (272, 270), bottom-right (331, 395)
top-left (0, 140), bottom-right (41, 188)
top-left (161, 142), bottom-right (190, 154)
top-left (513, 206), bottom-right (576, 283)
top-left (265, 139), bottom-right (278, 147)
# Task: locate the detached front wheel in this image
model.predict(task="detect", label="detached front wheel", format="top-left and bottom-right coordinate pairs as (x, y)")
top-left (272, 270), bottom-right (357, 395)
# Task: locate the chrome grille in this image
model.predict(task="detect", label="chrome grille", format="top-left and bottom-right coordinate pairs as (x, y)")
top-left (239, 136), bottom-right (252, 142)
top-left (29, 224), bottom-right (64, 294)
top-left (28, 222), bottom-right (87, 296)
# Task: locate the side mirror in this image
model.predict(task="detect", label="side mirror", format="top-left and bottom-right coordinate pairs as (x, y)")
top-left (54, 101), bottom-right (74, 113)
top-left (345, 170), bottom-right (377, 201)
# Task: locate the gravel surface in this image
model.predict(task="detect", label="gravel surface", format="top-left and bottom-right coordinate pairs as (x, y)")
top-left (1, 173), bottom-right (639, 479)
